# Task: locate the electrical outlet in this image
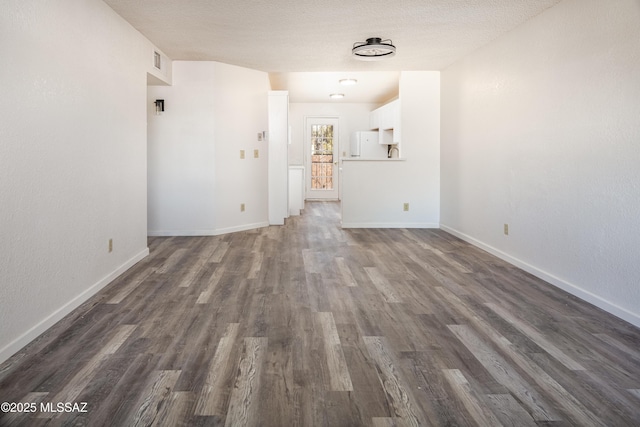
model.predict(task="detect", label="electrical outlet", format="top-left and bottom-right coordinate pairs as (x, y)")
top-left (254, 149), bottom-right (259, 158)
top-left (504, 224), bottom-right (509, 235)
top-left (240, 203), bottom-right (245, 212)
top-left (403, 203), bottom-right (409, 212)
top-left (240, 150), bottom-right (245, 159)
top-left (108, 238), bottom-right (113, 253)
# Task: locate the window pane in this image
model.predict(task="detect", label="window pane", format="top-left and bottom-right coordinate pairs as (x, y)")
top-left (310, 124), bottom-right (333, 190)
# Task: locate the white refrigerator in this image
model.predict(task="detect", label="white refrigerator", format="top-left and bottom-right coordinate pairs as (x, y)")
top-left (350, 131), bottom-right (388, 158)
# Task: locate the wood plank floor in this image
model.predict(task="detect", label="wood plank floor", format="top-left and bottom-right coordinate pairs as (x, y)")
top-left (1, 201), bottom-right (639, 426)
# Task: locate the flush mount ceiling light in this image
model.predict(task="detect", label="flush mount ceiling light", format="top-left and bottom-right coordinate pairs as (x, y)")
top-left (352, 37), bottom-right (396, 61)
top-left (339, 78), bottom-right (358, 86)
top-left (329, 93), bottom-right (345, 99)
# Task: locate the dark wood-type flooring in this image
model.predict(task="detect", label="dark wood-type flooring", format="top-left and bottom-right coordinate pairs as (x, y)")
top-left (1, 201), bottom-right (640, 426)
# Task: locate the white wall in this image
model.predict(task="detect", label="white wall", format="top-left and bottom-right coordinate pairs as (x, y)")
top-left (148, 62), bottom-right (216, 234)
top-left (147, 61), bottom-right (270, 236)
top-left (342, 71), bottom-right (440, 228)
top-left (214, 63), bottom-right (270, 233)
top-left (0, 0), bottom-right (167, 363)
top-left (441, 0), bottom-right (640, 326)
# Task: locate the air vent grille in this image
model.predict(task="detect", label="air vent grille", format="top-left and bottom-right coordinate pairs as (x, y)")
top-left (153, 51), bottom-right (161, 70)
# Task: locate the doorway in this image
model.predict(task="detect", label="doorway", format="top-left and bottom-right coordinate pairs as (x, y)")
top-left (305, 117), bottom-right (339, 200)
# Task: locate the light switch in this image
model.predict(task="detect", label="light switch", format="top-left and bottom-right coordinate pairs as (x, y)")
top-left (240, 150), bottom-right (245, 159)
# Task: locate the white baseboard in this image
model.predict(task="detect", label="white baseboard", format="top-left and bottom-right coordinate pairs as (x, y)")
top-left (342, 222), bottom-right (439, 229)
top-left (213, 222), bottom-right (270, 235)
top-left (148, 222), bottom-right (270, 237)
top-left (0, 248), bottom-right (149, 365)
top-left (440, 224), bottom-right (640, 329)
top-left (148, 229), bottom-right (217, 236)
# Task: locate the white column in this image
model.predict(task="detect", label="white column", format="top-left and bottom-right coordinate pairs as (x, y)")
top-left (268, 91), bottom-right (289, 225)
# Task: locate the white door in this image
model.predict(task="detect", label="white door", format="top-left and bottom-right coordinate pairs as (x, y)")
top-left (305, 117), bottom-right (339, 200)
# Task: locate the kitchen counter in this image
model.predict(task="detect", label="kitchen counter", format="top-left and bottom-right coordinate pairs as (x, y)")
top-left (341, 157), bottom-right (405, 161)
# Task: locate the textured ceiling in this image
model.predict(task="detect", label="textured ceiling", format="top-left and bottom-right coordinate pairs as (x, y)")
top-left (104, 0), bottom-right (562, 101)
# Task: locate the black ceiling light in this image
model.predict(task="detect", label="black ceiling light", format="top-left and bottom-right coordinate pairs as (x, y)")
top-left (352, 37), bottom-right (396, 61)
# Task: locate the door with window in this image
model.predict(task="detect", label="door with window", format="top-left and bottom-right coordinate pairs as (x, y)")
top-left (305, 117), bottom-right (339, 200)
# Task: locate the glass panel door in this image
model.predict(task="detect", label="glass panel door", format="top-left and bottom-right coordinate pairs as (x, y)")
top-left (306, 118), bottom-right (339, 200)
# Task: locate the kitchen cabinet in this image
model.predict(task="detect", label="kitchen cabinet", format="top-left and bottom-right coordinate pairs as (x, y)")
top-left (380, 129), bottom-right (394, 145)
top-left (369, 100), bottom-right (401, 145)
top-left (369, 99), bottom-right (401, 145)
top-left (378, 102), bottom-right (394, 130)
top-left (370, 100), bottom-right (399, 130)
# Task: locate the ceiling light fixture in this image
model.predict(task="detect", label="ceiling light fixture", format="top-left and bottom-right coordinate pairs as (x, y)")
top-left (329, 93), bottom-right (345, 99)
top-left (339, 78), bottom-right (358, 86)
top-left (352, 37), bottom-right (396, 61)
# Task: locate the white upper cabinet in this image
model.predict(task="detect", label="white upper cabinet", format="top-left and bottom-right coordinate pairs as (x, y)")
top-left (369, 100), bottom-right (401, 144)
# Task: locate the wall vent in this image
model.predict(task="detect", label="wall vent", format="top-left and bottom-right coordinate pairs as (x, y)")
top-left (153, 51), bottom-right (161, 70)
